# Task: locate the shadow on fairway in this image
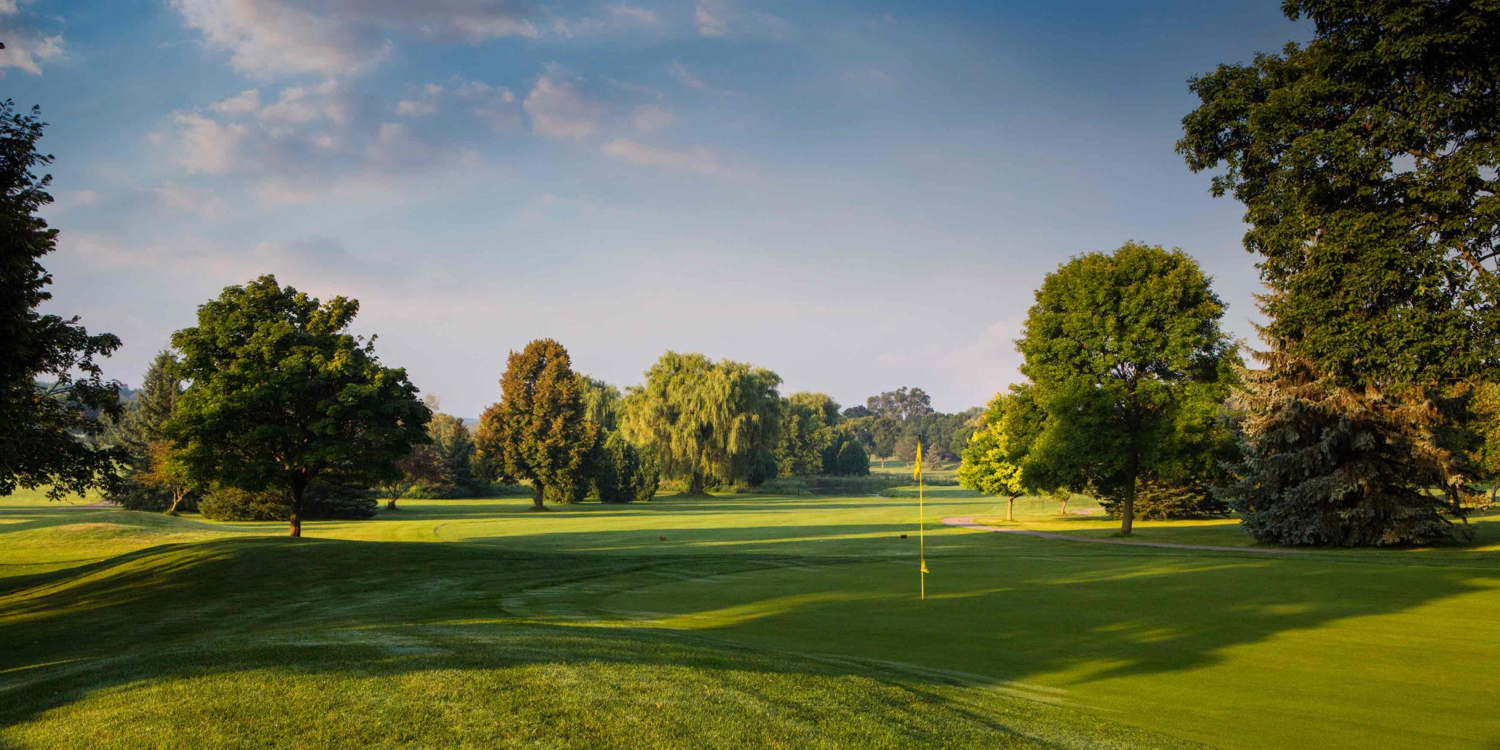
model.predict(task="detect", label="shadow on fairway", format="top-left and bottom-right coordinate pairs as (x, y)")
top-left (2, 529), bottom-right (1499, 737)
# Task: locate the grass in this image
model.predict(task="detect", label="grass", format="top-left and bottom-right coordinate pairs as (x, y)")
top-left (2, 486), bottom-right (1499, 747)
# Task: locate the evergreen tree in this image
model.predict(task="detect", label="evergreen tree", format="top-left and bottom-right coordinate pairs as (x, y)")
top-left (105, 350), bottom-right (183, 508)
top-left (1221, 348), bottom-right (1458, 546)
top-left (428, 412), bottom-right (477, 491)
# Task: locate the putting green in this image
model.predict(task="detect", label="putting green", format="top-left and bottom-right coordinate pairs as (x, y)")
top-left (1, 486), bottom-right (1497, 748)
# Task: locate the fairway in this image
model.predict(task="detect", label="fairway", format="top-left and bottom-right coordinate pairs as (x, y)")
top-left (3, 488), bottom-right (1498, 748)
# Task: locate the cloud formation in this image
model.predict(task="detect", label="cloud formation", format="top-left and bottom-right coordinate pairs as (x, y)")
top-left (524, 75), bottom-right (604, 138)
top-left (171, 0), bottom-right (538, 77)
top-left (601, 138), bottom-right (730, 178)
top-left (0, 1), bottom-right (65, 75)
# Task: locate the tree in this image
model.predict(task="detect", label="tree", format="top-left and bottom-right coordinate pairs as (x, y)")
top-left (105, 351), bottom-right (185, 510)
top-left (866, 387), bottom-right (933, 423)
top-left (621, 352), bottom-right (781, 495)
top-left (165, 276), bottom-right (431, 536)
top-left (474, 339), bottom-right (596, 509)
top-left (1179, 2), bottom-right (1500, 389)
top-left (428, 412), bottom-right (477, 491)
top-left (958, 428), bottom-right (1024, 521)
top-left (578, 375), bottom-right (623, 432)
top-left (137, 439), bottom-right (196, 515)
top-left (775, 392), bottom-right (841, 477)
top-left (1220, 350), bottom-right (1458, 546)
top-left (1179, 2), bottom-right (1499, 543)
top-left (592, 431), bottom-right (659, 503)
top-left (382, 444), bottom-right (443, 510)
top-left (834, 439), bottom-right (870, 476)
top-left (958, 389), bottom-right (1045, 521)
top-left (1017, 243), bottom-right (1236, 535)
top-left (0, 100), bottom-right (124, 499)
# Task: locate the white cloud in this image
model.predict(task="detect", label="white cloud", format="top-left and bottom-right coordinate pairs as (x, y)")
top-left (397, 76), bottom-right (517, 129)
top-left (0, 3), bottom-right (65, 76)
top-left (694, 0), bottom-right (728, 36)
top-left (256, 80), bottom-right (350, 125)
top-left (147, 182), bottom-right (228, 218)
top-left (54, 189), bottom-right (99, 209)
top-left (210, 88), bottom-right (262, 115)
top-left (170, 0), bottom-right (538, 78)
top-left (668, 60), bottom-right (706, 90)
top-left (171, 112), bottom-right (249, 174)
top-left (601, 138), bottom-right (732, 178)
top-left (631, 104), bottom-right (673, 131)
top-left (524, 76), bottom-right (603, 138)
top-left (552, 4), bottom-right (659, 38)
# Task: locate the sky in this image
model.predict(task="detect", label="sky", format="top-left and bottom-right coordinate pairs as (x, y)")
top-left (10, 0), bottom-right (1309, 418)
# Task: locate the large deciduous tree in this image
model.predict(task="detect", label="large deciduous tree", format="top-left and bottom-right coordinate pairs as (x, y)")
top-left (1179, 0), bottom-right (1498, 544)
top-left (621, 352), bottom-right (781, 495)
top-left (474, 339), bottom-right (596, 509)
top-left (0, 101), bottom-right (124, 499)
top-left (165, 276), bottom-right (431, 536)
top-left (1017, 243), bottom-right (1236, 535)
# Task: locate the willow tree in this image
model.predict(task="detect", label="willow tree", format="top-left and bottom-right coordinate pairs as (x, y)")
top-left (165, 276), bottom-right (431, 536)
top-left (474, 339), bottom-right (596, 509)
top-left (1017, 243), bottom-right (1236, 535)
top-left (621, 352), bottom-right (781, 495)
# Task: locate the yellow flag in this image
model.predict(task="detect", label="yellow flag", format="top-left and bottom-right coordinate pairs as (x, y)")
top-left (913, 440), bottom-right (923, 479)
top-left (921, 560), bottom-right (929, 574)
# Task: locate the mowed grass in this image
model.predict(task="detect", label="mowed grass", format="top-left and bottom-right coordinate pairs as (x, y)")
top-left (2, 487), bottom-right (1499, 748)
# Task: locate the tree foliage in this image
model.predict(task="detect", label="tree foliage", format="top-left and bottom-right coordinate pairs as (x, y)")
top-left (865, 387), bottom-right (934, 423)
top-left (165, 276), bottom-right (430, 536)
top-left (1220, 350), bottom-right (1459, 546)
top-left (0, 100), bottom-right (124, 499)
top-left (105, 351), bottom-right (185, 510)
top-left (382, 443), bottom-right (443, 509)
top-left (1017, 242), bottom-right (1237, 534)
top-left (591, 431), bottom-right (660, 503)
top-left (427, 412), bottom-right (478, 492)
top-left (474, 339), bottom-right (596, 508)
top-left (621, 352), bottom-right (781, 495)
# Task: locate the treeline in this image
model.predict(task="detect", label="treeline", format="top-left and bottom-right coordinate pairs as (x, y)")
top-left (841, 386), bottom-right (979, 467)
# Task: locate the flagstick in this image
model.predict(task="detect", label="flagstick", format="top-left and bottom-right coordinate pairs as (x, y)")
top-left (919, 457), bottom-right (925, 601)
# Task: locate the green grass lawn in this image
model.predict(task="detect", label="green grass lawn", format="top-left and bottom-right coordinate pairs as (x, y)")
top-left (2, 486), bottom-right (1499, 748)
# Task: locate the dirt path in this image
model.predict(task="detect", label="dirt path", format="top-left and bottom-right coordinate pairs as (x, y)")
top-left (940, 516), bottom-right (1304, 555)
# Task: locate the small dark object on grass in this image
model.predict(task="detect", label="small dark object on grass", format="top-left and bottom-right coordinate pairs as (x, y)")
top-left (900, 534), bottom-right (907, 539)
top-left (659, 536), bottom-right (667, 541)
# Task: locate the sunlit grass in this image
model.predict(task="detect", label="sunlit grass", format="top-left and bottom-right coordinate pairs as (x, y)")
top-left (2, 485), bottom-right (1499, 748)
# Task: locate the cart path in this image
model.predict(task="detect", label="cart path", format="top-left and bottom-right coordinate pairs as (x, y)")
top-left (940, 516), bottom-right (1304, 554)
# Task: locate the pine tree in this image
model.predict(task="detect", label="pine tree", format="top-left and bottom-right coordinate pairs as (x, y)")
top-left (105, 351), bottom-right (184, 510)
top-left (1220, 347), bottom-right (1461, 547)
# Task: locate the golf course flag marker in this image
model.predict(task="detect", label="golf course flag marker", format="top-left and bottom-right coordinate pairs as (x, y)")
top-left (915, 440), bottom-right (926, 600)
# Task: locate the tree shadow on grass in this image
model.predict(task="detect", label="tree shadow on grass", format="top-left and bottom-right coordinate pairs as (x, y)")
top-left (3, 527), bottom-right (1500, 745)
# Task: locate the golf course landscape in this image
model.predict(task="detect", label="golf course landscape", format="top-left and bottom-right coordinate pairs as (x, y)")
top-left (4, 484), bottom-right (1498, 749)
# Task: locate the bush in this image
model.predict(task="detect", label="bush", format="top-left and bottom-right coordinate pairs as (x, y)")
top-left (834, 441), bottom-right (871, 476)
top-left (198, 483), bottom-right (377, 521)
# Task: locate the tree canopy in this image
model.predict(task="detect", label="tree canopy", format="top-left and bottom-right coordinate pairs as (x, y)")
top-left (1017, 242), bottom-right (1236, 534)
top-left (0, 100), bottom-right (124, 499)
top-left (621, 352), bottom-right (781, 494)
top-left (165, 275), bottom-right (431, 536)
top-left (474, 339), bottom-right (596, 508)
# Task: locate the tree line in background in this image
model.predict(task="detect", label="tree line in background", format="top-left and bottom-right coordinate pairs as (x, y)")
top-left (4, 0), bottom-right (1499, 547)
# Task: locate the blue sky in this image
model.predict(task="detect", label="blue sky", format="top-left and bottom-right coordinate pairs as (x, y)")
top-left (11, 0), bottom-right (1307, 417)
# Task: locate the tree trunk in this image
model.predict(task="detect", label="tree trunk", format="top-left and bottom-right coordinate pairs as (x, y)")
top-left (1120, 478), bottom-right (1136, 536)
top-left (689, 471), bottom-right (705, 497)
top-left (1007, 494), bottom-right (1016, 522)
top-left (289, 482), bottom-right (304, 538)
top-left (1059, 496), bottom-right (1068, 516)
top-left (531, 482), bottom-right (546, 510)
top-left (167, 489), bottom-right (186, 515)
top-left (387, 497), bottom-right (400, 510)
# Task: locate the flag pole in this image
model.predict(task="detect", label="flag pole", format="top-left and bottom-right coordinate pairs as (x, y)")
top-left (916, 440), bottom-right (925, 601)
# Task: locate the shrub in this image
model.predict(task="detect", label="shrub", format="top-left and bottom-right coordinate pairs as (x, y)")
top-left (198, 483), bottom-right (376, 521)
